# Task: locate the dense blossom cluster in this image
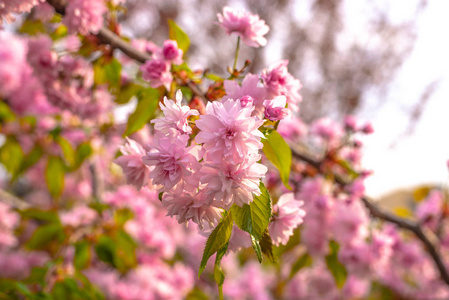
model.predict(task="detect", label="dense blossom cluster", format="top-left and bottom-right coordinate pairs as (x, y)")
top-left (1, 1), bottom-right (449, 299)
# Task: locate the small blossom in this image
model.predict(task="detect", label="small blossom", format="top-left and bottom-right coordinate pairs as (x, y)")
top-left (115, 138), bottom-right (150, 189)
top-left (416, 190), bottom-right (443, 229)
top-left (159, 40), bottom-right (183, 65)
top-left (262, 60), bottom-right (302, 112)
top-left (217, 6), bottom-right (269, 48)
top-left (239, 95), bottom-right (254, 107)
top-left (151, 90), bottom-right (199, 135)
top-left (140, 59), bottom-right (173, 90)
top-left (269, 193), bottom-right (305, 246)
top-left (263, 95), bottom-right (289, 121)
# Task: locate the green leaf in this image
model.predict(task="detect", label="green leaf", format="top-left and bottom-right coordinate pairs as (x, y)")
top-left (0, 137), bottom-right (24, 177)
top-left (45, 156), bottom-right (65, 198)
top-left (20, 208), bottom-right (60, 223)
top-left (290, 252), bottom-right (313, 279)
top-left (74, 142), bottom-right (93, 169)
top-left (250, 235), bottom-right (263, 263)
top-left (74, 241), bottom-right (91, 270)
top-left (57, 136), bottom-right (76, 167)
top-left (115, 83), bottom-right (143, 104)
top-left (19, 145), bottom-right (43, 173)
top-left (325, 240), bottom-right (347, 289)
top-left (230, 182), bottom-right (272, 241)
top-left (214, 243), bottom-right (228, 292)
top-left (95, 230), bottom-right (137, 273)
top-left (19, 19), bottom-right (45, 36)
top-left (93, 57), bottom-right (122, 90)
top-left (260, 229), bottom-right (276, 263)
top-left (199, 211), bottom-right (233, 277)
top-left (114, 208), bottom-right (134, 227)
top-left (168, 19), bottom-right (190, 54)
top-left (262, 130), bottom-right (292, 189)
top-left (26, 223), bottom-right (65, 250)
top-left (124, 88), bottom-right (160, 136)
top-left (0, 101), bottom-right (15, 122)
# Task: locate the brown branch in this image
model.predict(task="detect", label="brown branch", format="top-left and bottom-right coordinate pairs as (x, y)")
top-left (292, 148), bottom-right (449, 286)
top-left (0, 189), bottom-right (30, 210)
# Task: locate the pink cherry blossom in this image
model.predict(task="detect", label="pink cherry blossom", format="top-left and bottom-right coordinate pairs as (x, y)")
top-left (195, 99), bottom-right (264, 164)
top-left (217, 6), bottom-right (269, 48)
top-left (159, 40), bottom-right (183, 65)
top-left (269, 193), bottom-right (305, 246)
top-left (416, 190), bottom-right (443, 229)
top-left (140, 58), bottom-right (173, 90)
top-left (152, 90), bottom-right (199, 135)
top-left (115, 138), bottom-right (150, 189)
top-left (331, 200), bottom-right (369, 246)
top-left (0, 202), bottom-right (19, 248)
top-left (200, 156), bottom-right (267, 209)
top-left (63, 0), bottom-right (106, 35)
top-left (262, 60), bottom-right (302, 112)
top-left (263, 95), bottom-right (289, 121)
top-left (60, 206), bottom-right (97, 227)
top-left (142, 130), bottom-right (199, 192)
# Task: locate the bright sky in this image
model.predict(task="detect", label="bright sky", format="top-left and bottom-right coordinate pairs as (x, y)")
top-left (357, 1), bottom-right (449, 197)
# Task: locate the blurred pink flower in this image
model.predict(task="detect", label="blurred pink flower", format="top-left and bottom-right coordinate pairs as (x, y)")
top-left (269, 193), bottom-right (305, 246)
top-left (263, 95), bottom-right (289, 121)
top-left (115, 138), bottom-right (150, 190)
top-left (217, 6), bottom-right (269, 48)
top-left (140, 58), bottom-right (173, 90)
top-left (63, 0), bottom-right (106, 35)
top-left (60, 206), bottom-right (97, 227)
top-left (158, 39), bottom-right (183, 65)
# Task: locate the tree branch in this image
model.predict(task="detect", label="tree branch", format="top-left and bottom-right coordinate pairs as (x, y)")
top-left (292, 148), bottom-right (449, 285)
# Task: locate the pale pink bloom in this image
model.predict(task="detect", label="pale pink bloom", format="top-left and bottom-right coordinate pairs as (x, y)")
top-left (0, 202), bottom-right (19, 248)
top-left (63, 0), bottom-right (106, 35)
top-left (201, 156), bottom-right (267, 209)
top-left (339, 243), bottom-right (372, 276)
top-left (343, 276), bottom-right (370, 299)
top-left (158, 40), bottom-right (183, 65)
top-left (228, 226), bottom-right (252, 252)
top-left (344, 115), bottom-right (358, 131)
top-left (32, 2), bottom-right (55, 22)
top-left (0, 0), bottom-right (38, 26)
top-left (263, 95), bottom-right (289, 121)
top-left (140, 58), bottom-right (173, 90)
top-left (310, 117), bottom-right (344, 147)
top-left (60, 206), bottom-right (97, 227)
top-left (223, 73), bottom-right (268, 118)
top-left (217, 6), bottom-right (269, 48)
top-left (195, 99), bottom-right (264, 164)
top-left (277, 117), bottom-right (308, 141)
top-left (152, 90), bottom-right (199, 135)
top-left (262, 60), bottom-right (302, 112)
top-left (0, 33), bottom-right (28, 97)
top-left (162, 189), bottom-right (223, 229)
top-left (115, 138), bottom-right (150, 189)
top-left (142, 130), bottom-right (199, 192)
top-left (416, 190), bottom-right (443, 229)
top-left (269, 193), bottom-right (305, 246)
top-left (331, 200), bottom-right (369, 246)
top-left (0, 251), bottom-right (49, 280)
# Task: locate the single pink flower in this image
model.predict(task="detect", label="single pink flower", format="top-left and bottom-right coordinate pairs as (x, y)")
top-left (269, 193), bottom-right (305, 246)
top-left (115, 138), bottom-right (150, 190)
top-left (140, 58), bottom-right (173, 90)
top-left (195, 99), bottom-right (264, 164)
top-left (217, 6), bottom-right (269, 48)
top-left (262, 60), bottom-right (302, 112)
top-left (159, 39), bottom-right (183, 65)
top-left (263, 95), bottom-right (289, 121)
top-left (151, 90), bottom-right (199, 135)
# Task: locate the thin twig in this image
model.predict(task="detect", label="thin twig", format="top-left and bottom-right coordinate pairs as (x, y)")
top-left (0, 188), bottom-right (30, 210)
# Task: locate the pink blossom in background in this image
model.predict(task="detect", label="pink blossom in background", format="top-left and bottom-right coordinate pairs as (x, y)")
top-left (262, 60), bottom-right (302, 112)
top-left (217, 6), bottom-right (269, 48)
top-left (310, 117), bottom-right (344, 148)
top-left (60, 206), bottom-right (97, 227)
top-left (140, 58), bottom-right (173, 90)
top-left (227, 226), bottom-right (252, 252)
top-left (63, 0), bottom-right (106, 35)
top-left (152, 90), bottom-right (199, 135)
top-left (158, 40), bottom-right (183, 65)
top-left (269, 193), bottom-right (305, 246)
top-left (0, 34), bottom-right (28, 97)
top-left (115, 138), bottom-right (150, 190)
top-left (331, 200), bottom-right (369, 246)
top-left (0, 0), bottom-right (38, 26)
top-left (0, 203), bottom-right (19, 248)
top-left (277, 117), bottom-right (308, 141)
top-left (416, 190), bottom-right (443, 230)
top-left (263, 95), bottom-right (290, 121)
top-left (195, 99), bottom-right (264, 164)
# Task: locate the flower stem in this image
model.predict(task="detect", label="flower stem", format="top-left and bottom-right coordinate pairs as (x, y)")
top-left (233, 36), bottom-right (241, 71)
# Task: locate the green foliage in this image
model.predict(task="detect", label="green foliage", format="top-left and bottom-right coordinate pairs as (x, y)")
top-left (74, 142), bottom-right (93, 170)
top-left (124, 88), bottom-right (160, 136)
top-left (93, 57), bottom-right (122, 91)
top-left (262, 130), bottom-right (292, 189)
top-left (19, 19), bottom-right (46, 36)
top-left (230, 182), bottom-right (273, 262)
top-left (74, 241), bottom-right (91, 270)
top-left (26, 223), bottom-right (65, 251)
top-left (199, 211), bottom-right (234, 277)
top-left (45, 156), bottom-right (66, 198)
top-left (114, 208), bottom-right (134, 227)
top-left (168, 19), bottom-right (190, 54)
top-left (95, 230), bottom-right (137, 273)
top-left (214, 243), bottom-right (229, 300)
top-left (0, 137), bottom-right (24, 177)
top-left (290, 252), bottom-right (313, 279)
top-left (115, 83), bottom-right (144, 104)
top-left (259, 229), bottom-right (276, 263)
top-left (51, 276), bottom-right (104, 300)
top-left (325, 240), bottom-right (347, 289)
